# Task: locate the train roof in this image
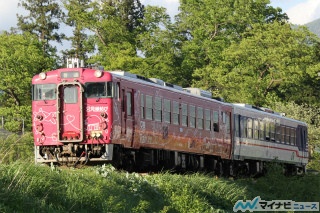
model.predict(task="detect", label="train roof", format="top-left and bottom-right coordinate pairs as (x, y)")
top-left (109, 70), bottom-right (232, 106)
top-left (97, 70), bottom-right (306, 126)
top-left (232, 103), bottom-right (307, 125)
top-left (32, 67), bottom-right (108, 83)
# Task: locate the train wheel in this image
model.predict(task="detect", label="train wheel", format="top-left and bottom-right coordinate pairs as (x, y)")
top-left (189, 155), bottom-right (200, 171)
top-left (284, 164), bottom-right (297, 176)
top-left (124, 157), bottom-right (135, 172)
top-left (215, 160), bottom-right (224, 176)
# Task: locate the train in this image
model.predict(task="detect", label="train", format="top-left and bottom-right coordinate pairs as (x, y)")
top-left (32, 60), bottom-right (308, 175)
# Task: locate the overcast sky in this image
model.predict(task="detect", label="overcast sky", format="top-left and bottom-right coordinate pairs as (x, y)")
top-left (1, 0), bottom-right (319, 31)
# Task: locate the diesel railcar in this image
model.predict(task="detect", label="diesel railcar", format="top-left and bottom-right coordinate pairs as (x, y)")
top-left (32, 65), bottom-right (308, 175)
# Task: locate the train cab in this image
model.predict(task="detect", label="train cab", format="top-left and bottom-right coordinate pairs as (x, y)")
top-left (32, 64), bottom-right (114, 164)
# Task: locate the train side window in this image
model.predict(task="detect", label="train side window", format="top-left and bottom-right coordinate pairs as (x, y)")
top-left (265, 122), bottom-right (270, 141)
top-left (197, 107), bottom-right (204, 129)
top-left (275, 124), bottom-right (281, 143)
top-left (181, 103), bottom-right (188, 126)
top-left (281, 126), bottom-right (286, 143)
top-left (290, 128), bottom-right (296, 145)
top-left (240, 116), bottom-right (247, 138)
top-left (114, 82), bottom-right (120, 100)
top-left (270, 122), bottom-right (275, 141)
top-left (213, 111), bottom-right (219, 132)
top-left (121, 89), bottom-right (125, 112)
top-left (234, 114), bottom-right (240, 137)
top-left (164, 99), bottom-right (171, 123)
top-left (259, 120), bottom-right (265, 141)
top-left (253, 119), bottom-right (259, 139)
top-left (154, 97), bottom-right (162, 122)
top-left (247, 118), bottom-right (253, 138)
top-left (222, 112), bottom-right (226, 124)
top-left (285, 127), bottom-right (290, 144)
top-left (126, 92), bottom-right (132, 116)
top-left (189, 105), bottom-right (196, 128)
top-left (226, 112), bottom-right (230, 134)
top-left (173, 101), bottom-right (180, 125)
top-left (205, 109), bottom-right (211, 131)
top-left (140, 94), bottom-right (145, 119)
top-left (146, 95), bottom-right (153, 120)
top-left (106, 82), bottom-right (113, 97)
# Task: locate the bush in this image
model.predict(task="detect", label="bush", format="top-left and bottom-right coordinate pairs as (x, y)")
top-left (0, 106), bottom-right (31, 133)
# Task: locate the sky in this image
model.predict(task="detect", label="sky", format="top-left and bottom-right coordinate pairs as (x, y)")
top-left (1, 0), bottom-right (320, 31)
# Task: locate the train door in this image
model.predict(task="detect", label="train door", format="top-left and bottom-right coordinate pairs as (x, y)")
top-left (233, 113), bottom-right (241, 159)
top-left (121, 86), bottom-right (135, 147)
top-left (223, 111), bottom-right (232, 159)
top-left (57, 82), bottom-right (83, 142)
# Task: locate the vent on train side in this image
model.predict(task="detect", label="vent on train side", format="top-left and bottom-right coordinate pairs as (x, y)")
top-left (183, 88), bottom-right (212, 98)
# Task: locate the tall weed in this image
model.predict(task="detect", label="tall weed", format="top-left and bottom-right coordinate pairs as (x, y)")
top-left (0, 158), bottom-right (319, 212)
top-left (0, 132), bottom-right (34, 164)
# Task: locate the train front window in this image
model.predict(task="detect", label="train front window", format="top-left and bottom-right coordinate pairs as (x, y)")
top-left (64, 86), bottom-right (78, 104)
top-left (33, 84), bottom-right (56, 100)
top-left (85, 82), bottom-right (113, 98)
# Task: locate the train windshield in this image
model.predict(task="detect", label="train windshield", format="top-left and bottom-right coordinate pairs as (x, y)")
top-left (85, 82), bottom-right (113, 98)
top-left (33, 84), bottom-right (56, 100)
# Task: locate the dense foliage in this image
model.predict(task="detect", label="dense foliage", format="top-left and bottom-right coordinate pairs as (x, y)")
top-left (17, 0), bottom-right (64, 56)
top-left (0, 1), bottom-right (319, 159)
top-left (0, 33), bottom-right (54, 132)
top-left (0, 2), bottom-right (319, 212)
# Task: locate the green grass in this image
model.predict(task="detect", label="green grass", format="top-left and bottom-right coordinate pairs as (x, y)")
top-left (0, 134), bottom-right (319, 212)
top-left (1, 162), bottom-right (319, 213)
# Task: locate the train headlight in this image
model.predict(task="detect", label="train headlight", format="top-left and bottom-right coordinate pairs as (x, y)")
top-left (39, 72), bottom-right (46, 80)
top-left (90, 131), bottom-right (103, 139)
top-left (94, 70), bottom-right (103, 78)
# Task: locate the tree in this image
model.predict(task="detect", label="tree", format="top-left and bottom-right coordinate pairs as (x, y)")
top-left (63, 0), bottom-right (94, 61)
top-left (175, 0), bottom-right (288, 89)
top-left (135, 6), bottom-right (187, 86)
top-left (17, 0), bottom-right (65, 56)
top-left (79, 0), bottom-right (145, 70)
top-left (0, 33), bottom-right (54, 107)
top-left (0, 32), bottom-right (54, 132)
top-left (212, 23), bottom-right (320, 106)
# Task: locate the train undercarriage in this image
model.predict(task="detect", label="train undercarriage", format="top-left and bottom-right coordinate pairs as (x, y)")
top-left (34, 143), bottom-right (114, 167)
top-left (35, 143), bottom-right (305, 176)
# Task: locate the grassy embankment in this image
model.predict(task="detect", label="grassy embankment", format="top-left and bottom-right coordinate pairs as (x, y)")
top-left (0, 133), bottom-right (319, 212)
